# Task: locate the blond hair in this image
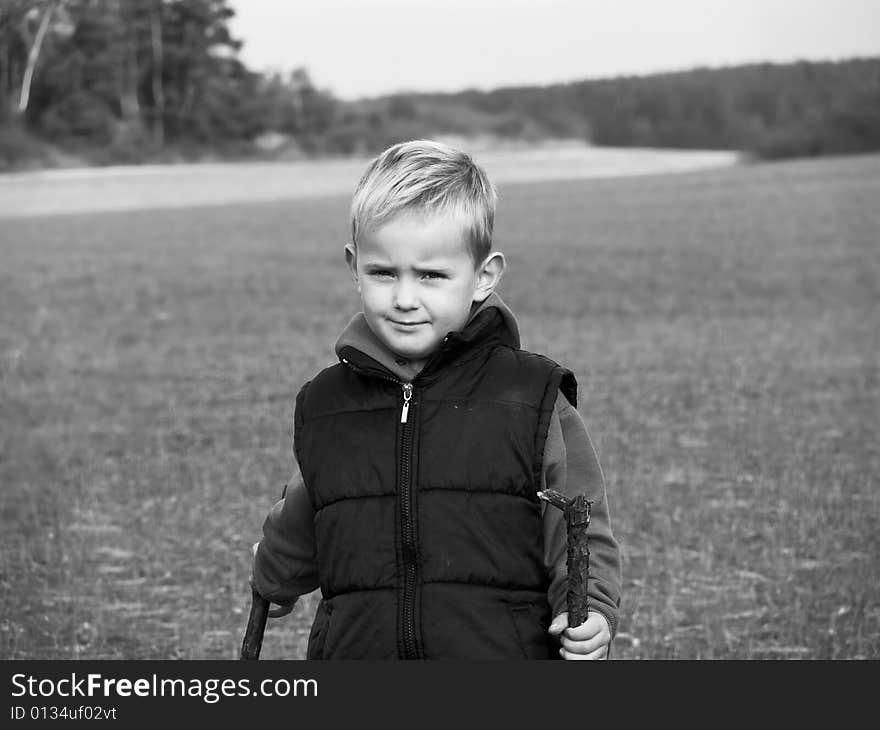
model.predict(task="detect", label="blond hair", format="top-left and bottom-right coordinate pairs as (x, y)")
top-left (350, 139), bottom-right (497, 264)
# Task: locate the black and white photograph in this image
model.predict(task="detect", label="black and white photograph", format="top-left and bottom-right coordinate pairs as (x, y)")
top-left (1, 0), bottom-right (878, 678)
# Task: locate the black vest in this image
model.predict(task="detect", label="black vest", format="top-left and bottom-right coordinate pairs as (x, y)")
top-left (295, 309), bottom-right (576, 659)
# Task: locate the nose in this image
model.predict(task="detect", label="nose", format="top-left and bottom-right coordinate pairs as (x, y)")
top-left (392, 278), bottom-right (418, 310)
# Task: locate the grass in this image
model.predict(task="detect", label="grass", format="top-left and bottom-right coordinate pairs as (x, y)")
top-left (1, 153), bottom-right (878, 659)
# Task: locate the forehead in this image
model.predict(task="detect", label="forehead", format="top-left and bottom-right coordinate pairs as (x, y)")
top-left (359, 211), bottom-right (472, 263)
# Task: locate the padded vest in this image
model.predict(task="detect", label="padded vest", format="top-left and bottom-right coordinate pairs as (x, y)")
top-left (295, 309), bottom-right (577, 659)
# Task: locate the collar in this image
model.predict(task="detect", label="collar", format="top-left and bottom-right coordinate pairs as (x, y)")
top-left (334, 292), bottom-right (521, 382)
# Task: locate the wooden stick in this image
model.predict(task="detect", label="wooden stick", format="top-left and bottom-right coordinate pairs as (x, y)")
top-left (538, 489), bottom-right (592, 628)
top-left (240, 589), bottom-right (270, 660)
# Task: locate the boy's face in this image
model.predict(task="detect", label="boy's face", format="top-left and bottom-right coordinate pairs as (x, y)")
top-left (346, 211), bottom-right (504, 370)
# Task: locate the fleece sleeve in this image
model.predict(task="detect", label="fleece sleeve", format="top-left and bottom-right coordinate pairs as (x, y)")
top-left (251, 458), bottom-right (320, 605)
top-left (542, 392), bottom-right (622, 636)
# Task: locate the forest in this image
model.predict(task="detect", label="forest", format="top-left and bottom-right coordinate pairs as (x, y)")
top-left (1, 0), bottom-right (879, 169)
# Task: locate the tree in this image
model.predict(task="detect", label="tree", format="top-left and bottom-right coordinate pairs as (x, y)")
top-left (19, 1), bottom-right (57, 114)
top-left (1, 0), bottom-right (71, 118)
top-left (149, 0), bottom-right (164, 145)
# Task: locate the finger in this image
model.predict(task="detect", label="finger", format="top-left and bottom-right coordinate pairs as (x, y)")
top-left (560, 644), bottom-right (608, 660)
top-left (548, 612), bottom-right (568, 636)
top-left (268, 602), bottom-right (294, 618)
top-left (561, 633), bottom-right (609, 655)
top-left (563, 612), bottom-right (610, 641)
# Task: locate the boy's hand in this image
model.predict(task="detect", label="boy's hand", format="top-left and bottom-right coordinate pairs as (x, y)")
top-left (249, 541), bottom-right (295, 618)
top-left (548, 611), bottom-right (611, 660)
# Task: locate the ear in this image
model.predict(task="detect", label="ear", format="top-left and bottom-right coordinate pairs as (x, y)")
top-left (472, 252), bottom-right (506, 303)
top-left (344, 243), bottom-right (359, 287)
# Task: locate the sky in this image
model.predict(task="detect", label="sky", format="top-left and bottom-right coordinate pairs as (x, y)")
top-left (226, 0), bottom-right (880, 100)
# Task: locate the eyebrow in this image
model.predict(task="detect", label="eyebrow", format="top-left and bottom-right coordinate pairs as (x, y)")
top-left (362, 259), bottom-right (454, 272)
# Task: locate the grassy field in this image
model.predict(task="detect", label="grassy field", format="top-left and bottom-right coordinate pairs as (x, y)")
top-left (1, 153), bottom-right (878, 659)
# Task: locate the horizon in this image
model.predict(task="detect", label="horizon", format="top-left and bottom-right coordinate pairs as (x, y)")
top-left (336, 54), bottom-right (879, 101)
top-left (227, 0), bottom-right (880, 100)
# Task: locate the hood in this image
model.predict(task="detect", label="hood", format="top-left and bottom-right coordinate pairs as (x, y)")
top-left (334, 291), bottom-right (521, 382)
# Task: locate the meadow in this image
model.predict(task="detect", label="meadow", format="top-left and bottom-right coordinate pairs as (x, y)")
top-left (1, 153), bottom-right (878, 659)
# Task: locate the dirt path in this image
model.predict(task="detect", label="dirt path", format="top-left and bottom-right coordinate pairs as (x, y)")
top-left (0, 144), bottom-right (740, 219)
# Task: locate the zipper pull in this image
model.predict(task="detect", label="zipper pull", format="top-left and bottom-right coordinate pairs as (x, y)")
top-left (400, 383), bottom-right (413, 423)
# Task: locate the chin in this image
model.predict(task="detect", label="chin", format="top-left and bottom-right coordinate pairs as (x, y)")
top-left (391, 344), bottom-right (431, 361)
top-left (386, 338), bottom-right (434, 362)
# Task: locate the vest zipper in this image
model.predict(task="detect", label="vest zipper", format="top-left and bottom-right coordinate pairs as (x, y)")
top-left (341, 357), bottom-right (421, 658)
top-left (400, 382), bottom-right (413, 422)
top-left (399, 381), bottom-right (420, 659)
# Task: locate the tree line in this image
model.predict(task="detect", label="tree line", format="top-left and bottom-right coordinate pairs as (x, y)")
top-left (429, 58), bottom-right (880, 160)
top-left (0, 0), bottom-right (335, 167)
top-left (1, 0), bottom-right (878, 169)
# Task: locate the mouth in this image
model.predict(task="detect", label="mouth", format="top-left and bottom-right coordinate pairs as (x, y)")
top-left (388, 319), bottom-right (428, 329)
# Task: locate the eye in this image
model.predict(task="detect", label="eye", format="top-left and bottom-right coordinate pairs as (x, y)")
top-left (367, 269), bottom-right (394, 279)
top-left (421, 271), bottom-right (447, 280)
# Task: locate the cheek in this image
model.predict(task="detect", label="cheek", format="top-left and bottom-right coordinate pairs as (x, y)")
top-left (358, 281), bottom-right (385, 306)
top-left (436, 285), bottom-right (476, 325)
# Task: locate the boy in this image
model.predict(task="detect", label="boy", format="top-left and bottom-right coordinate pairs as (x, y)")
top-left (252, 140), bottom-right (620, 660)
